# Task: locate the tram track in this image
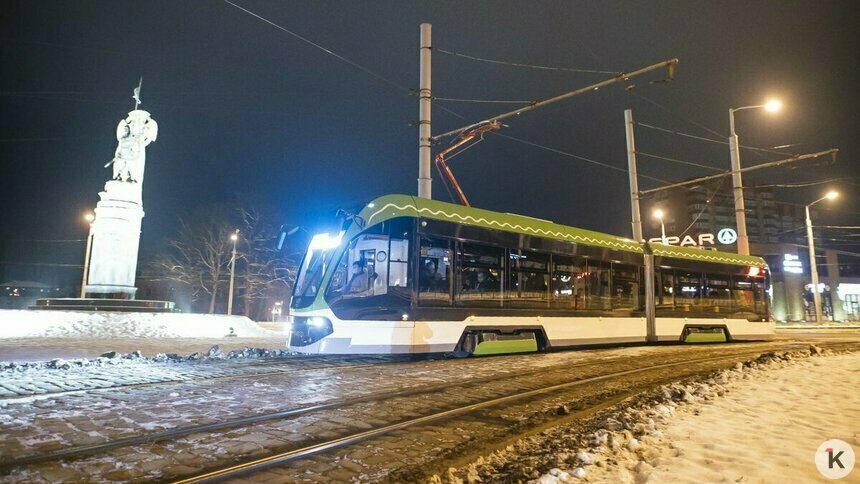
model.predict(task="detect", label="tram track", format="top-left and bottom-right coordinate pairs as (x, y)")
top-left (0, 354), bottom-right (431, 402)
top-left (3, 340), bottom-right (855, 482)
top-left (176, 347), bottom-right (839, 484)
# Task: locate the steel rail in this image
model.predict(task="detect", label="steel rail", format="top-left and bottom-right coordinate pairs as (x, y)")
top-left (0, 350), bottom-right (659, 470)
top-left (174, 344), bottom-right (853, 483)
top-left (0, 354), bottom-right (417, 402)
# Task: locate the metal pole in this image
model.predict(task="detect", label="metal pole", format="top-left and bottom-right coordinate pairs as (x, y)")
top-left (625, 109), bottom-right (643, 241)
top-left (729, 109), bottom-right (750, 255)
top-left (806, 205), bottom-right (823, 323)
top-left (644, 248), bottom-right (657, 343)
top-left (660, 219), bottom-right (667, 244)
top-left (418, 23), bottom-right (432, 199)
top-left (228, 232), bottom-right (238, 316)
top-left (80, 225), bottom-right (93, 298)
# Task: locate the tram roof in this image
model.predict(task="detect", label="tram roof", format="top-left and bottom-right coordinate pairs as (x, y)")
top-left (359, 195), bottom-right (766, 268)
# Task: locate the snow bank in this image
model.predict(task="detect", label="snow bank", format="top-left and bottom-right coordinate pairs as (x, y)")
top-left (528, 346), bottom-right (854, 483)
top-left (0, 310), bottom-right (281, 339)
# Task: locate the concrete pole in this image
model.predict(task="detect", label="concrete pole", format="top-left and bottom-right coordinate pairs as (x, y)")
top-left (625, 109), bottom-right (643, 241)
top-left (227, 231), bottom-right (239, 316)
top-left (80, 225), bottom-right (94, 298)
top-left (418, 23), bottom-right (432, 199)
top-left (728, 109), bottom-right (750, 255)
top-left (826, 249), bottom-right (845, 321)
top-left (644, 249), bottom-right (657, 343)
top-left (805, 205), bottom-right (823, 323)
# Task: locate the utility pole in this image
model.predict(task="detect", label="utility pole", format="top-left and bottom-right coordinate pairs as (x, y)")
top-left (625, 109), bottom-right (643, 241)
top-left (805, 205), bottom-right (823, 323)
top-left (227, 230), bottom-right (239, 316)
top-left (418, 23), bottom-right (432, 199)
top-left (728, 111), bottom-right (749, 255)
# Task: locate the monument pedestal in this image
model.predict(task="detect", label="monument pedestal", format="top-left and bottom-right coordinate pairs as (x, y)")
top-left (85, 180), bottom-right (144, 299)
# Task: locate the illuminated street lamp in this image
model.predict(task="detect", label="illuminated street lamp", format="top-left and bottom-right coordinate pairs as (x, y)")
top-left (653, 209), bottom-right (667, 244)
top-left (227, 230), bottom-right (239, 316)
top-left (805, 190), bottom-right (838, 323)
top-left (728, 98), bottom-right (782, 255)
top-left (80, 212), bottom-right (95, 298)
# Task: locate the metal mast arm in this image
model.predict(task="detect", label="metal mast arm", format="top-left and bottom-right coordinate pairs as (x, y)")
top-left (432, 58), bottom-right (678, 141)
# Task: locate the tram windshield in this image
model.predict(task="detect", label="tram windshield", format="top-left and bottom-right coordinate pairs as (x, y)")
top-left (291, 232), bottom-right (344, 308)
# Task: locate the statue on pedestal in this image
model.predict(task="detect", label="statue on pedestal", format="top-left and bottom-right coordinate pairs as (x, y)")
top-left (106, 80), bottom-right (158, 183)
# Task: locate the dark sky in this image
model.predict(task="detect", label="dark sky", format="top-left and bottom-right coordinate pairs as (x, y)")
top-left (1, 0), bottom-right (858, 283)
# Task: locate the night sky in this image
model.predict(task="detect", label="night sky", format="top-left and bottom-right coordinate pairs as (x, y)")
top-left (2, 0), bottom-right (858, 285)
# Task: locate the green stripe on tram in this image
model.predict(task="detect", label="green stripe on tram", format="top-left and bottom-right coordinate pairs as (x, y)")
top-left (684, 332), bottom-right (727, 343)
top-left (473, 339), bottom-right (539, 355)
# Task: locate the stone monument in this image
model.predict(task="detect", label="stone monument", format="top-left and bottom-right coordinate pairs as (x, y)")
top-left (85, 81), bottom-right (157, 299)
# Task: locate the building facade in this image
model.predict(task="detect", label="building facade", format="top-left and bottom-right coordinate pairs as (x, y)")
top-left (642, 180), bottom-right (860, 322)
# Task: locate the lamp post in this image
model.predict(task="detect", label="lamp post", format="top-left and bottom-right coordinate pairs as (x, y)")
top-left (80, 212), bottom-right (95, 298)
top-left (227, 230), bottom-right (239, 316)
top-left (653, 209), bottom-right (667, 244)
top-left (805, 191), bottom-right (838, 323)
top-left (728, 99), bottom-right (782, 255)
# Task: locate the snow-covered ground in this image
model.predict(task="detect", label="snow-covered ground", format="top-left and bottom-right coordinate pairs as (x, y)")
top-left (530, 348), bottom-right (859, 483)
top-left (0, 309), bottom-right (281, 339)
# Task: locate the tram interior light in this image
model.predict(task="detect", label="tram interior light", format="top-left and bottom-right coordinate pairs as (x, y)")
top-left (747, 266), bottom-right (761, 277)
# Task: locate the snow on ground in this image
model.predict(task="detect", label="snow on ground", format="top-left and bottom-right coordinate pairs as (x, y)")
top-left (0, 309), bottom-right (281, 338)
top-left (530, 348), bottom-right (859, 483)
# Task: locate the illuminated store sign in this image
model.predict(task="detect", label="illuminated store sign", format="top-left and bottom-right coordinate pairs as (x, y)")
top-left (783, 254), bottom-right (803, 274)
top-left (649, 228), bottom-right (738, 247)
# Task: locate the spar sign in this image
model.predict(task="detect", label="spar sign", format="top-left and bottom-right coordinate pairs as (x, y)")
top-left (649, 228), bottom-right (738, 247)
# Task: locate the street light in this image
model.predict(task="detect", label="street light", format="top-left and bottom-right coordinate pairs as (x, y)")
top-left (728, 98), bottom-right (782, 255)
top-left (653, 209), bottom-right (667, 244)
top-left (227, 230), bottom-right (239, 316)
top-left (80, 212), bottom-right (95, 298)
top-left (805, 191), bottom-right (838, 323)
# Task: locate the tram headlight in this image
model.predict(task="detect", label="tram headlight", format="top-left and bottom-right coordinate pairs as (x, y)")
top-left (289, 316), bottom-right (334, 347)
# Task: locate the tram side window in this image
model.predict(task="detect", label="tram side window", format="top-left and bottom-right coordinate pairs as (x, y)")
top-left (551, 255), bottom-right (586, 310)
top-left (457, 243), bottom-right (504, 307)
top-left (585, 260), bottom-right (611, 311)
top-left (732, 275), bottom-right (766, 315)
top-left (387, 218), bottom-right (411, 299)
top-left (703, 274), bottom-right (732, 313)
top-left (326, 234), bottom-right (386, 300)
top-left (507, 250), bottom-right (549, 308)
top-left (611, 263), bottom-right (640, 311)
top-left (655, 269), bottom-right (675, 310)
top-left (675, 271), bottom-right (703, 311)
top-left (418, 237), bottom-right (453, 306)
top-left (325, 218), bottom-right (412, 302)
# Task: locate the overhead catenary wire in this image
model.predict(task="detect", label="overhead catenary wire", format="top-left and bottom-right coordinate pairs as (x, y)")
top-left (436, 48), bottom-right (620, 75)
top-left (433, 96), bottom-right (535, 105)
top-left (489, 131), bottom-right (674, 185)
top-left (627, 91), bottom-right (724, 138)
top-left (221, 0), bottom-right (414, 96)
top-left (754, 178), bottom-right (847, 188)
top-left (634, 122), bottom-right (798, 157)
top-left (636, 151), bottom-right (723, 172)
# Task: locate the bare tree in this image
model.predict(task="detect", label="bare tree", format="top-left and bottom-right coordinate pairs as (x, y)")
top-left (150, 212), bottom-right (233, 314)
top-left (236, 206), bottom-right (298, 320)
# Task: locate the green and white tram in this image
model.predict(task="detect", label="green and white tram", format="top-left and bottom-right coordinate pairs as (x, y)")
top-left (288, 194), bottom-right (773, 355)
